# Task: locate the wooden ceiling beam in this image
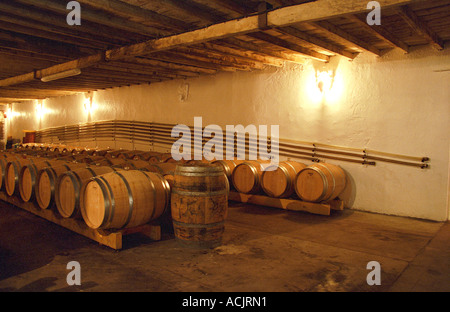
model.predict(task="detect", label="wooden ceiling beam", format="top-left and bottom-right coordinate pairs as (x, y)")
top-left (124, 57), bottom-right (218, 75)
top-left (106, 0), bottom-right (415, 61)
top-left (346, 15), bottom-right (410, 53)
top-left (0, 21), bottom-right (108, 51)
top-left (221, 37), bottom-right (306, 64)
top-left (249, 32), bottom-right (330, 62)
top-left (309, 20), bottom-right (384, 56)
top-left (274, 26), bottom-right (359, 59)
top-left (396, 5), bottom-right (444, 51)
top-left (0, 12), bottom-right (125, 47)
top-left (75, 0), bottom-right (191, 32)
top-left (0, 1), bottom-right (140, 43)
top-left (14, 0), bottom-right (166, 38)
top-left (0, 0), bottom-right (416, 88)
top-left (200, 42), bottom-right (285, 67)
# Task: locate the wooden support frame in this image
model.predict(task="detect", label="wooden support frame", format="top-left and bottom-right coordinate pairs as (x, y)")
top-left (0, 192), bottom-right (161, 250)
top-left (229, 191), bottom-right (344, 216)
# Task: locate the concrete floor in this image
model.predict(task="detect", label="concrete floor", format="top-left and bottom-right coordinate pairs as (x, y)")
top-left (0, 200), bottom-right (448, 292)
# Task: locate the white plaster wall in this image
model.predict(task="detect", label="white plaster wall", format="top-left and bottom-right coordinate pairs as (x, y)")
top-left (8, 45), bottom-right (450, 221)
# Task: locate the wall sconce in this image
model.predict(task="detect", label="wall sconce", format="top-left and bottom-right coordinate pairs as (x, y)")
top-left (35, 100), bottom-right (43, 118)
top-left (84, 92), bottom-right (93, 113)
top-left (316, 70), bottom-right (334, 94)
top-left (5, 106), bottom-right (11, 118)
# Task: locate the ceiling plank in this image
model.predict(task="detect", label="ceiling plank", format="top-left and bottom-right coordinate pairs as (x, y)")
top-left (14, 0), bottom-right (167, 38)
top-left (396, 5), bottom-right (444, 50)
top-left (309, 21), bottom-right (384, 56)
top-left (275, 26), bottom-right (359, 59)
top-left (249, 32), bottom-right (330, 62)
top-left (75, 0), bottom-right (191, 32)
top-left (346, 15), bottom-right (410, 53)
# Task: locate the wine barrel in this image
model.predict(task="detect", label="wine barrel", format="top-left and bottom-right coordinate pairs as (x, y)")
top-left (18, 159), bottom-right (61, 202)
top-left (0, 154), bottom-right (20, 190)
top-left (56, 166), bottom-right (115, 218)
top-left (81, 170), bottom-right (170, 230)
top-left (261, 161), bottom-right (307, 198)
top-left (294, 163), bottom-right (346, 203)
top-left (231, 160), bottom-right (271, 194)
top-left (145, 162), bottom-right (177, 176)
top-left (5, 158), bottom-right (44, 197)
top-left (171, 163), bottom-right (228, 248)
top-left (134, 151), bottom-right (162, 162)
top-left (212, 159), bottom-right (244, 184)
top-left (35, 162), bottom-right (87, 209)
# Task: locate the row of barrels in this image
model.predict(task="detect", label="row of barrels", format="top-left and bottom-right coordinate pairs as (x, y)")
top-left (0, 152), bottom-right (176, 228)
top-left (15, 144), bottom-right (184, 164)
top-left (214, 159), bottom-right (347, 203)
top-left (1, 150), bottom-right (228, 247)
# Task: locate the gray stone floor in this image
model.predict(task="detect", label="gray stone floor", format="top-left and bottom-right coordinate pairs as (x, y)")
top-left (0, 200), bottom-right (448, 292)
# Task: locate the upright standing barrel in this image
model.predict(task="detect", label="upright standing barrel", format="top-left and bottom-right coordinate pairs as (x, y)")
top-left (261, 161), bottom-right (307, 198)
top-left (81, 170), bottom-right (170, 230)
top-left (171, 163), bottom-right (229, 248)
top-left (56, 166), bottom-right (116, 218)
top-left (294, 163), bottom-right (346, 202)
top-left (231, 160), bottom-right (271, 194)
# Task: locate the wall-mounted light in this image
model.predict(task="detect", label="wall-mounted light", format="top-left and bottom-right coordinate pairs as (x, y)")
top-left (84, 92), bottom-right (93, 113)
top-left (316, 70), bottom-right (334, 94)
top-left (41, 68), bottom-right (81, 82)
top-left (35, 100), bottom-right (43, 118)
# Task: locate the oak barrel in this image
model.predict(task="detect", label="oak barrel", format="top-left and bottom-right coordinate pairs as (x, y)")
top-left (56, 166), bottom-right (115, 218)
top-left (5, 158), bottom-right (43, 197)
top-left (35, 162), bottom-right (87, 209)
top-left (18, 159), bottom-right (58, 202)
top-left (231, 160), bottom-right (271, 194)
top-left (81, 170), bottom-right (170, 230)
top-left (171, 163), bottom-right (229, 248)
top-left (261, 161), bottom-right (307, 198)
top-left (212, 159), bottom-right (244, 184)
top-left (0, 154), bottom-right (19, 190)
top-left (294, 163), bottom-right (346, 202)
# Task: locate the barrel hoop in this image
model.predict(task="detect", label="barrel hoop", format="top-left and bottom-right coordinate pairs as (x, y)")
top-left (246, 163), bottom-right (260, 192)
top-left (315, 163), bottom-right (336, 201)
top-left (95, 176), bottom-right (115, 229)
top-left (137, 170), bottom-right (158, 220)
top-left (113, 171), bottom-right (134, 229)
top-left (215, 160), bottom-right (235, 177)
top-left (175, 165), bottom-right (223, 174)
top-left (172, 220), bottom-right (225, 229)
top-left (175, 171), bottom-right (224, 177)
top-left (85, 167), bottom-right (97, 176)
top-left (172, 189), bottom-right (228, 197)
top-left (62, 172), bottom-right (81, 218)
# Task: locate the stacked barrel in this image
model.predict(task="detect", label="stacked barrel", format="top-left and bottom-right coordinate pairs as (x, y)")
top-left (224, 159), bottom-right (347, 203)
top-left (0, 145), bottom-right (185, 232)
top-left (2, 144), bottom-right (346, 249)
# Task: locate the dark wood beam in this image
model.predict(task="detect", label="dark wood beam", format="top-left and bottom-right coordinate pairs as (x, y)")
top-left (396, 5), bottom-right (444, 50)
top-left (14, 0), bottom-right (167, 38)
top-left (309, 21), bottom-right (385, 56)
top-left (275, 26), bottom-right (359, 59)
top-left (249, 32), bottom-right (330, 62)
top-left (346, 15), bottom-right (409, 53)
